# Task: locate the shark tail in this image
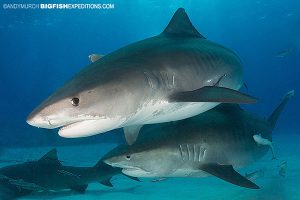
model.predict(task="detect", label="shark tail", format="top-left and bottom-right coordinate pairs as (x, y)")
top-left (267, 90), bottom-right (294, 130)
top-left (94, 158), bottom-right (105, 168)
top-left (93, 159), bottom-right (115, 187)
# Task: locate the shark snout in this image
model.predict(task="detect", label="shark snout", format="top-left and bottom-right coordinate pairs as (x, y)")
top-left (26, 105), bottom-right (62, 129)
top-left (103, 157), bottom-right (126, 168)
top-left (26, 112), bottom-right (54, 129)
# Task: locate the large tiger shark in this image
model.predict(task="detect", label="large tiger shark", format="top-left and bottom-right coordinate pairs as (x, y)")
top-left (103, 91), bottom-right (294, 189)
top-left (27, 8), bottom-right (256, 144)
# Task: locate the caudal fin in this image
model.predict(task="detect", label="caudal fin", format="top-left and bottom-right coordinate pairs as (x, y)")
top-left (267, 90), bottom-right (294, 130)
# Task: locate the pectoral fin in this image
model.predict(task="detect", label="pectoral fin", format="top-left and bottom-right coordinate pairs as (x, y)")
top-left (99, 178), bottom-right (113, 187)
top-left (200, 163), bottom-right (260, 189)
top-left (124, 125), bottom-right (143, 145)
top-left (169, 86), bottom-right (257, 104)
top-left (124, 174), bottom-right (141, 182)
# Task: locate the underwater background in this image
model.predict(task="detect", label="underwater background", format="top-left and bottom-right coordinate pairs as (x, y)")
top-left (0, 0), bottom-right (299, 199)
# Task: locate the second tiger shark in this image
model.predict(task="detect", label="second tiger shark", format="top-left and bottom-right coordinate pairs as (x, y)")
top-left (103, 90), bottom-right (294, 189)
top-left (27, 8), bottom-right (256, 144)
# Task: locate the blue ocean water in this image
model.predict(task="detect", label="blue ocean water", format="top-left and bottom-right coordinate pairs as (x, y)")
top-left (0, 0), bottom-right (299, 199)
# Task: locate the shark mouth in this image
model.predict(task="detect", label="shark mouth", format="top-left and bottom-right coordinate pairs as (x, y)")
top-left (121, 166), bottom-right (152, 177)
top-left (57, 116), bottom-right (126, 138)
top-left (58, 119), bottom-right (104, 138)
top-left (104, 159), bottom-right (154, 177)
top-left (58, 120), bottom-right (90, 132)
top-left (107, 163), bottom-right (145, 172)
top-left (122, 166), bottom-right (148, 172)
top-left (109, 164), bottom-right (152, 177)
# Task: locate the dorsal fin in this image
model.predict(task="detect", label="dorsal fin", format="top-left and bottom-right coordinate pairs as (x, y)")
top-left (38, 148), bottom-right (61, 166)
top-left (162, 8), bottom-right (205, 38)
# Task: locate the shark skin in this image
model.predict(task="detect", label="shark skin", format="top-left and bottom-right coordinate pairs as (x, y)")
top-left (27, 8), bottom-right (256, 145)
top-left (103, 91), bottom-right (293, 189)
top-left (0, 149), bottom-right (137, 199)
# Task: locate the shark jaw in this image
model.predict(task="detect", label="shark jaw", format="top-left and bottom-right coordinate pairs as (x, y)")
top-left (58, 120), bottom-right (101, 138)
top-left (105, 161), bottom-right (153, 177)
top-left (58, 117), bottom-right (127, 138)
top-left (121, 166), bottom-right (153, 177)
top-left (27, 110), bottom-right (127, 138)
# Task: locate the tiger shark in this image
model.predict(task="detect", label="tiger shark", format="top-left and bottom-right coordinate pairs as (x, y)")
top-left (0, 149), bottom-right (138, 199)
top-left (27, 8), bottom-right (256, 144)
top-left (103, 90), bottom-right (294, 189)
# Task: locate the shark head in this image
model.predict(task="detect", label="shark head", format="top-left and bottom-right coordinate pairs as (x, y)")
top-left (26, 67), bottom-right (133, 138)
top-left (103, 144), bottom-right (178, 177)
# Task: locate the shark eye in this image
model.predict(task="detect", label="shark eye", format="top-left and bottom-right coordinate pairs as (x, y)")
top-left (125, 155), bottom-right (131, 160)
top-left (71, 97), bottom-right (80, 106)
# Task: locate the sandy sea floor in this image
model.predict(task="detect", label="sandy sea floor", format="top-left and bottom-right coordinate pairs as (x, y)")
top-left (0, 132), bottom-right (299, 200)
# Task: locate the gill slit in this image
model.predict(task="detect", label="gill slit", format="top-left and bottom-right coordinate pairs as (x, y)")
top-left (193, 144), bottom-right (196, 161)
top-left (179, 144), bottom-right (184, 161)
top-left (198, 145), bottom-right (201, 162)
top-left (187, 144), bottom-right (191, 160)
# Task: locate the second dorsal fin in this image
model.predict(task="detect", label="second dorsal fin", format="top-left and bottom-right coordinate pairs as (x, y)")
top-left (162, 8), bottom-right (205, 39)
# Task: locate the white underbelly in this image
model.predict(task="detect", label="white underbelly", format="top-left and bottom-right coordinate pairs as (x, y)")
top-left (128, 101), bottom-right (219, 125)
top-left (167, 169), bottom-right (208, 177)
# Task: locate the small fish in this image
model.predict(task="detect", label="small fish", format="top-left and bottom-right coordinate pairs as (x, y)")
top-left (253, 134), bottom-right (276, 159)
top-left (278, 161), bottom-right (287, 177)
top-left (245, 169), bottom-right (265, 181)
top-left (276, 48), bottom-right (293, 58)
top-left (259, 15), bottom-right (267, 20)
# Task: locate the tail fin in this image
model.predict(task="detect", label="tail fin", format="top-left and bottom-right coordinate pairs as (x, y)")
top-left (93, 159), bottom-right (115, 187)
top-left (94, 158), bottom-right (107, 169)
top-left (267, 90), bottom-right (294, 130)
